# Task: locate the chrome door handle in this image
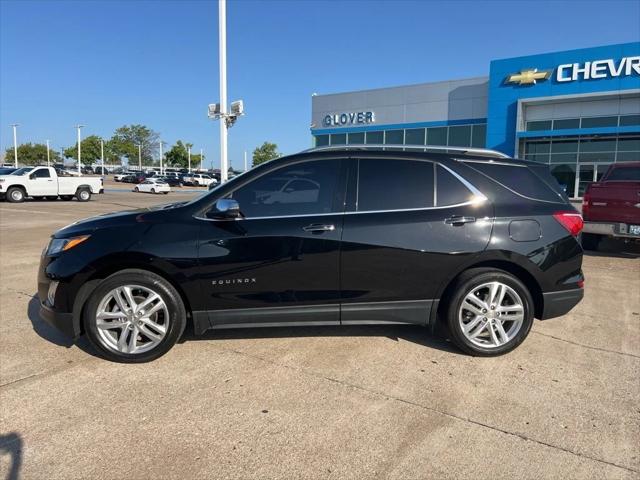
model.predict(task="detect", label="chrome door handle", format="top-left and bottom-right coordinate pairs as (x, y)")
top-left (303, 224), bottom-right (336, 233)
top-left (444, 216), bottom-right (475, 226)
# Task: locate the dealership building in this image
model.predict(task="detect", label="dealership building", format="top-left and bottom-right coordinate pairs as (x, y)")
top-left (310, 42), bottom-right (640, 198)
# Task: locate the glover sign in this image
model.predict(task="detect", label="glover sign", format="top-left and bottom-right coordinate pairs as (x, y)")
top-left (556, 56), bottom-right (640, 82)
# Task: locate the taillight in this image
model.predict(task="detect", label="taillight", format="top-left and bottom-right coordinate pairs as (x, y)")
top-left (582, 189), bottom-right (590, 219)
top-left (553, 211), bottom-right (583, 236)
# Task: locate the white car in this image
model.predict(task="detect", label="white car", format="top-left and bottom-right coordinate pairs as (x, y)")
top-left (0, 166), bottom-right (103, 202)
top-left (186, 173), bottom-right (216, 187)
top-left (133, 179), bottom-right (170, 194)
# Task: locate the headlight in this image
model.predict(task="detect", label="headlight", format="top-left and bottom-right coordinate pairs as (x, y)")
top-left (47, 235), bottom-right (91, 255)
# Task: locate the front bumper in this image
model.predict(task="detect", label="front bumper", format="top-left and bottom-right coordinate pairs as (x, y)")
top-left (39, 303), bottom-right (77, 338)
top-left (540, 288), bottom-right (584, 320)
top-left (583, 221), bottom-right (640, 239)
top-left (37, 255), bottom-right (80, 339)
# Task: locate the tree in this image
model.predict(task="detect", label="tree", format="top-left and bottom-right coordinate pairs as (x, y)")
top-left (64, 135), bottom-right (110, 166)
top-left (252, 141), bottom-right (279, 167)
top-left (108, 124), bottom-right (160, 166)
top-left (4, 143), bottom-right (61, 166)
top-left (164, 140), bottom-right (193, 169)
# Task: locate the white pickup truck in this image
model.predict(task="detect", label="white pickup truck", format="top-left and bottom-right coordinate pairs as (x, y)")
top-left (0, 166), bottom-right (103, 203)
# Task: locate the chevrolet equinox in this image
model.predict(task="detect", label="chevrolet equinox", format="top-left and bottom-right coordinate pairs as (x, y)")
top-left (38, 146), bottom-right (584, 362)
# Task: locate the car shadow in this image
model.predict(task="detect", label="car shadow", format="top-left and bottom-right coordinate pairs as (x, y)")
top-left (183, 323), bottom-right (459, 354)
top-left (26, 296), bottom-right (96, 356)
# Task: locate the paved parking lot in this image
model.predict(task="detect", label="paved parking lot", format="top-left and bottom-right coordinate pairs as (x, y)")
top-left (1, 187), bottom-right (639, 479)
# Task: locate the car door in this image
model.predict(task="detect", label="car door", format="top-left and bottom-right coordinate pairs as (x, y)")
top-left (196, 157), bottom-right (347, 328)
top-left (340, 156), bottom-right (493, 326)
top-left (28, 168), bottom-right (58, 196)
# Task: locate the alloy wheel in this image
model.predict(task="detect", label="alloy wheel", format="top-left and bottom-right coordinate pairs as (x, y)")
top-left (458, 281), bottom-right (524, 349)
top-left (95, 284), bottom-right (169, 354)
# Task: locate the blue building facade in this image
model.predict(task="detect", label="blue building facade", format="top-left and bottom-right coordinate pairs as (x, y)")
top-left (311, 42), bottom-right (640, 198)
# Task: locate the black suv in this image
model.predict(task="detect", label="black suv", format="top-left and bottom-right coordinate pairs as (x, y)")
top-left (38, 146), bottom-right (584, 362)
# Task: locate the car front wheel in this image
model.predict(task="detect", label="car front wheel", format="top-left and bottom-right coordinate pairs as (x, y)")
top-left (83, 269), bottom-right (187, 363)
top-left (445, 269), bottom-right (534, 356)
top-left (6, 187), bottom-right (25, 203)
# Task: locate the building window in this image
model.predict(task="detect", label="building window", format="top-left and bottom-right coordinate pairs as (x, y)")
top-left (620, 114), bottom-right (640, 126)
top-left (384, 130), bottom-right (404, 145)
top-left (365, 131), bottom-right (384, 144)
top-left (549, 164), bottom-right (576, 198)
top-left (581, 116), bottom-right (618, 128)
top-left (471, 124), bottom-right (486, 148)
top-left (448, 125), bottom-right (472, 147)
top-left (553, 118), bottom-right (580, 130)
top-left (526, 120), bottom-right (552, 131)
top-left (404, 128), bottom-right (425, 145)
top-left (347, 132), bottom-right (365, 144)
top-left (315, 135), bottom-right (329, 147)
top-left (330, 133), bottom-right (346, 145)
top-left (426, 127), bottom-right (447, 146)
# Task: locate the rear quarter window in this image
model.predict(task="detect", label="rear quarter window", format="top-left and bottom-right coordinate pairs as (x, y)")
top-left (465, 162), bottom-right (564, 203)
top-left (605, 166), bottom-right (640, 181)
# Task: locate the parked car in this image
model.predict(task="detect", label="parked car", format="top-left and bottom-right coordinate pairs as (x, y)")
top-left (81, 166), bottom-right (94, 175)
top-left (37, 146), bottom-right (584, 362)
top-left (1, 166), bottom-right (103, 202)
top-left (123, 173), bottom-right (147, 184)
top-left (133, 179), bottom-right (170, 194)
top-left (156, 176), bottom-right (182, 187)
top-left (93, 166), bottom-right (109, 175)
top-left (114, 172), bottom-right (135, 182)
top-left (581, 162), bottom-right (640, 250)
top-left (187, 173), bottom-right (216, 187)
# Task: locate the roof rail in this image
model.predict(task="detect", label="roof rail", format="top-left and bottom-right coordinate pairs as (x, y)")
top-left (303, 144), bottom-right (510, 158)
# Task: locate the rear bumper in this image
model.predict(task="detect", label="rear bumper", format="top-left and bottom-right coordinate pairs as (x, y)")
top-left (540, 288), bottom-right (584, 320)
top-left (583, 221), bottom-right (640, 239)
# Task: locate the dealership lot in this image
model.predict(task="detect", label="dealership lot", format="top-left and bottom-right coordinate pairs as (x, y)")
top-left (1, 190), bottom-right (639, 479)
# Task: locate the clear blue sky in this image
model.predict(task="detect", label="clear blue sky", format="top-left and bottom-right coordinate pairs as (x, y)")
top-left (1, 0), bottom-right (639, 169)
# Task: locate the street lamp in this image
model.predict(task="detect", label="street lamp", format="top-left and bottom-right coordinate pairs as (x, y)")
top-left (200, 148), bottom-right (204, 171)
top-left (46, 139), bottom-right (51, 167)
top-left (158, 140), bottom-right (165, 176)
top-left (75, 125), bottom-right (84, 175)
top-left (10, 124), bottom-right (19, 168)
top-left (188, 146), bottom-right (191, 173)
top-left (100, 139), bottom-right (105, 173)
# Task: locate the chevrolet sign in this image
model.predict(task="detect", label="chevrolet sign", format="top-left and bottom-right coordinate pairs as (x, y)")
top-left (506, 56), bottom-right (640, 86)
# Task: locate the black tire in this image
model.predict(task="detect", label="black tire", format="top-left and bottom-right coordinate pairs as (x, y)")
top-left (83, 269), bottom-right (187, 363)
top-left (151, 188), bottom-right (155, 194)
top-left (194, 181), bottom-right (199, 186)
top-left (60, 195), bottom-right (73, 201)
top-left (6, 186), bottom-right (25, 203)
top-left (162, 191), bottom-right (169, 194)
top-left (76, 188), bottom-right (91, 202)
top-left (445, 268), bottom-right (534, 356)
top-left (581, 233), bottom-right (601, 251)
top-left (134, 187), bottom-right (139, 192)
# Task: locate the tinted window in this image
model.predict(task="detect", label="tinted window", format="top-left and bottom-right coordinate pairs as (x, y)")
top-left (606, 166), bottom-right (640, 181)
top-left (553, 118), bottom-right (580, 130)
top-left (405, 128), bottom-right (425, 145)
top-left (581, 116), bottom-right (618, 128)
top-left (448, 125), bottom-right (472, 147)
top-left (33, 169), bottom-right (50, 178)
top-left (230, 160), bottom-right (341, 217)
top-left (427, 127), bottom-right (447, 145)
top-left (330, 134), bottom-right (346, 145)
top-left (526, 121), bottom-right (552, 131)
top-left (365, 131), bottom-right (384, 144)
top-left (384, 130), bottom-right (404, 145)
top-left (315, 135), bottom-right (329, 147)
top-left (468, 162), bottom-right (563, 202)
top-left (347, 132), bottom-right (365, 144)
top-left (619, 114), bottom-right (640, 126)
top-left (436, 166), bottom-right (473, 206)
top-left (471, 124), bottom-right (486, 148)
top-left (358, 159), bottom-right (433, 211)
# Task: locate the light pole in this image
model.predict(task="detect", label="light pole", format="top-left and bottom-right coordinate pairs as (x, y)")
top-left (200, 148), bottom-right (204, 170)
top-left (244, 150), bottom-right (247, 171)
top-left (137, 144), bottom-right (142, 171)
top-left (75, 125), bottom-right (84, 175)
top-left (46, 139), bottom-right (51, 167)
top-left (10, 124), bottom-right (19, 168)
top-left (218, 0), bottom-right (228, 183)
top-left (158, 141), bottom-right (164, 176)
top-left (100, 139), bottom-right (105, 173)
top-left (188, 146), bottom-right (191, 173)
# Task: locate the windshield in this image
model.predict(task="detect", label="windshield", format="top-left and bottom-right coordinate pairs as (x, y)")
top-left (10, 167), bottom-right (34, 175)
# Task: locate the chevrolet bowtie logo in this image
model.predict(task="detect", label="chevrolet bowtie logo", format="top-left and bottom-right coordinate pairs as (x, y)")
top-left (506, 69), bottom-right (551, 85)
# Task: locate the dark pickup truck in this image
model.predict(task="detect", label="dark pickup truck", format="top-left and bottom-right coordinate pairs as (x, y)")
top-left (582, 162), bottom-right (640, 249)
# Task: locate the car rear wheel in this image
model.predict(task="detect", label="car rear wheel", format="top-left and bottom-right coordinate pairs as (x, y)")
top-left (76, 188), bottom-right (91, 202)
top-left (445, 269), bottom-right (534, 356)
top-left (134, 187), bottom-right (139, 192)
top-left (6, 187), bottom-right (25, 203)
top-left (151, 188), bottom-right (156, 194)
top-left (83, 269), bottom-right (187, 363)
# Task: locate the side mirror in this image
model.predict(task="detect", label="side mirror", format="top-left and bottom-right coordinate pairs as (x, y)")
top-left (29, 173), bottom-right (36, 180)
top-left (207, 198), bottom-right (241, 219)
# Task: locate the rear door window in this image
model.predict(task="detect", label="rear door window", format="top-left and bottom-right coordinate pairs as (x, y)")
top-left (357, 158), bottom-right (434, 211)
top-left (466, 162), bottom-right (564, 203)
top-left (436, 166), bottom-right (475, 206)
